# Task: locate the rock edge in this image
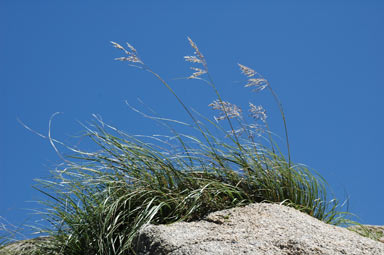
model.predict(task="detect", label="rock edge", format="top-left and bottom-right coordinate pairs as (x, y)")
top-left (134, 203), bottom-right (384, 255)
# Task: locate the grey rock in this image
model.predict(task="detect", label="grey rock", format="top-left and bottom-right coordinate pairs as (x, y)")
top-left (134, 203), bottom-right (384, 255)
top-left (0, 236), bottom-right (54, 255)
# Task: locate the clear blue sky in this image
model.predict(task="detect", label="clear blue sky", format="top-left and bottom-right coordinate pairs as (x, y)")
top-left (1, 1), bottom-right (383, 234)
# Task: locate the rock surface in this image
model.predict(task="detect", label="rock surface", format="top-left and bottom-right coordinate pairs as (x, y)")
top-left (134, 203), bottom-right (384, 255)
top-left (0, 236), bottom-right (54, 255)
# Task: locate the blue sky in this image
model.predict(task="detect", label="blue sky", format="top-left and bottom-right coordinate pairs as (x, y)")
top-left (1, 1), bottom-right (383, 234)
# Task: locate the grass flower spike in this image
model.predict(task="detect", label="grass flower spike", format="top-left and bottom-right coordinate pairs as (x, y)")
top-left (185, 37), bottom-right (206, 66)
top-left (238, 63), bottom-right (268, 92)
top-left (188, 67), bottom-right (207, 79)
top-left (184, 37), bottom-right (208, 79)
top-left (111, 41), bottom-right (143, 64)
top-left (238, 63), bottom-right (256, 77)
top-left (245, 78), bottom-right (268, 92)
top-left (209, 100), bottom-right (242, 122)
top-left (249, 103), bottom-right (267, 123)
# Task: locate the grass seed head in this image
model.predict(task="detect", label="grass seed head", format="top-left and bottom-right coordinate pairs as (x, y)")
top-left (185, 37), bottom-right (207, 78)
top-left (187, 37), bottom-right (205, 64)
top-left (238, 63), bottom-right (256, 77)
top-left (249, 103), bottom-right (267, 123)
top-left (245, 78), bottom-right (268, 92)
top-left (188, 67), bottom-right (207, 79)
top-left (238, 64), bottom-right (268, 92)
top-left (111, 41), bottom-right (143, 64)
top-left (209, 100), bottom-right (242, 121)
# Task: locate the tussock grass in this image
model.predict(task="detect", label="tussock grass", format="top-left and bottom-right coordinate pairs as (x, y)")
top-left (1, 38), bottom-right (353, 254)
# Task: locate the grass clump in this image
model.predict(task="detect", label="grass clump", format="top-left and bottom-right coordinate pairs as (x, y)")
top-left (2, 38), bottom-right (351, 254)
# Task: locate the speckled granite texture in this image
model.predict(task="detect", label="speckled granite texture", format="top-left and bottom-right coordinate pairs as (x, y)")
top-left (135, 203), bottom-right (384, 255)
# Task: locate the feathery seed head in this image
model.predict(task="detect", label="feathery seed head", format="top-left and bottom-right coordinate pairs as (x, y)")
top-left (184, 56), bottom-right (203, 64)
top-left (238, 63), bottom-right (268, 92)
top-left (209, 100), bottom-right (242, 122)
top-left (245, 78), bottom-right (268, 92)
top-left (185, 37), bottom-right (207, 78)
top-left (188, 67), bottom-right (207, 79)
top-left (110, 41), bottom-right (125, 51)
top-left (125, 42), bottom-right (137, 53)
top-left (249, 103), bottom-right (267, 123)
top-left (187, 37), bottom-right (205, 61)
top-left (111, 41), bottom-right (143, 64)
top-left (238, 64), bottom-right (256, 77)
top-left (187, 37), bottom-right (198, 51)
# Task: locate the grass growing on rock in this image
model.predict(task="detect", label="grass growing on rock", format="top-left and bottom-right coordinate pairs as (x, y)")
top-left (1, 38), bottom-right (352, 254)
